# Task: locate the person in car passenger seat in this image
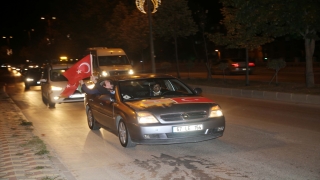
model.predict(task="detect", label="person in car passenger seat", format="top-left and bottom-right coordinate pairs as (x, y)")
top-left (152, 83), bottom-right (161, 96)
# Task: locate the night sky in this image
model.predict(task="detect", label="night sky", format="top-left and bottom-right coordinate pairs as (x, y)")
top-left (0, 0), bottom-right (222, 48)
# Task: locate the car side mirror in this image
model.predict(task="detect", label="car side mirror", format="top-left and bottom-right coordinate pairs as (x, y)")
top-left (194, 88), bottom-right (202, 95)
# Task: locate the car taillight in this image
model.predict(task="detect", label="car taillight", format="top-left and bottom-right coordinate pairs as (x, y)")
top-left (231, 63), bottom-right (239, 67)
top-left (249, 62), bottom-right (255, 67)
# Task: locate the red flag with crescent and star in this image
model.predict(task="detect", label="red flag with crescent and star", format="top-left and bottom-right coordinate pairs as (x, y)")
top-left (63, 54), bottom-right (92, 84)
top-left (60, 82), bottom-right (80, 98)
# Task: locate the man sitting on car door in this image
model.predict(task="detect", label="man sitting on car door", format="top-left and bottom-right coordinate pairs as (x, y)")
top-left (79, 77), bottom-right (115, 97)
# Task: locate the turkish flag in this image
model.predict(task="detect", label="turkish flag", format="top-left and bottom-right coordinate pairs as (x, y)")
top-left (60, 82), bottom-right (80, 98)
top-left (63, 54), bottom-right (92, 84)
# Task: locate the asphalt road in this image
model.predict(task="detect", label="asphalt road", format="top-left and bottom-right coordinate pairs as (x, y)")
top-left (5, 78), bottom-right (320, 179)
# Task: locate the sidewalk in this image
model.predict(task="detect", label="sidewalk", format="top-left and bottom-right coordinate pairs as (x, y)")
top-left (0, 84), bottom-right (74, 180)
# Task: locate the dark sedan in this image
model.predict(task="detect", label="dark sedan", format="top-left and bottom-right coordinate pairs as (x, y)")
top-left (211, 58), bottom-right (255, 75)
top-left (22, 67), bottom-right (42, 90)
top-left (84, 74), bottom-right (225, 148)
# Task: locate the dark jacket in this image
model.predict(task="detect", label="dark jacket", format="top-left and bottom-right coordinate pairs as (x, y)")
top-left (81, 83), bottom-right (115, 96)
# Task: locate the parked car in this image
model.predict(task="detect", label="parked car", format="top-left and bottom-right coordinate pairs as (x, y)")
top-left (40, 63), bottom-right (86, 108)
top-left (84, 74), bottom-right (225, 148)
top-left (22, 67), bottom-right (42, 90)
top-left (211, 58), bottom-right (255, 75)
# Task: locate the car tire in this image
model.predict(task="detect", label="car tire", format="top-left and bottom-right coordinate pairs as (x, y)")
top-left (47, 94), bottom-right (55, 108)
top-left (87, 107), bottom-right (100, 130)
top-left (118, 119), bottom-right (136, 148)
top-left (25, 84), bottom-right (30, 90)
top-left (41, 93), bottom-right (47, 104)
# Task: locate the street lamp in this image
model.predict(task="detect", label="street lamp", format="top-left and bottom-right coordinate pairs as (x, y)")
top-left (41, 16), bottom-right (56, 45)
top-left (215, 49), bottom-right (221, 60)
top-left (136, 0), bottom-right (161, 73)
top-left (3, 36), bottom-right (13, 55)
top-left (2, 36), bottom-right (13, 46)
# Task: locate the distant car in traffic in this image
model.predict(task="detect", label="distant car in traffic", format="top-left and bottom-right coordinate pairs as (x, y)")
top-left (211, 58), bottom-right (255, 75)
top-left (22, 67), bottom-right (42, 90)
top-left (84, 74), bottom-right (225, 148)
top-left (40, 63), bottom-right (86, 108)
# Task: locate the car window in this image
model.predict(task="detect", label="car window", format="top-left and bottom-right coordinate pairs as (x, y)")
top-left (98, 56), bottom-right (130, 66)
top-left (119, 78), bottom-right (195, 101)
top-left (50, 69), bottom-right (68, 81)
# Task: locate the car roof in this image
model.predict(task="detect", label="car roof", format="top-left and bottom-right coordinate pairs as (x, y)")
top-left (48, 63), bottom-right (75, 69)
top-left (99, 73), bottom-right (176, 82)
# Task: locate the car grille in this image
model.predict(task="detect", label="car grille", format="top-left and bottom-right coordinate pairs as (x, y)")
top-left (109, 71), bottom-right (128, 76)
top-left (160, 111), bottom-right (207, 121)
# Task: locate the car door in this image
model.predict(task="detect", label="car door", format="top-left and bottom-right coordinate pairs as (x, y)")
top-left (94, 94), bottom-right (115, 129)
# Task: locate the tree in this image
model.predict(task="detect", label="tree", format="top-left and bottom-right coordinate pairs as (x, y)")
top-left (117, 8), bottom-right (149, 63)
top-left (153, 0), bottom-right (198, 78)
top-left (208, 0), bottom-right (320, 87)
top-left (206, 0), bottom-right (273, 85)
top-left (267, 59), bottom-right (286, 85)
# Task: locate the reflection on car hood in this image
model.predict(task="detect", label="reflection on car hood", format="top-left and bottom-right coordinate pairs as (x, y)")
top-left (124, 97), bottom-right (215, 111)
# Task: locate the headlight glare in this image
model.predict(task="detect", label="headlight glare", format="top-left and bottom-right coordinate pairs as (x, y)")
top-left (51, 86), bottom-right (62, 91)
top-left (102, 71), bottom-right (108, 76)
top-left (128, 69), bottom-right (134, 75)
top-left (209, 105), bottom-right (223, 117)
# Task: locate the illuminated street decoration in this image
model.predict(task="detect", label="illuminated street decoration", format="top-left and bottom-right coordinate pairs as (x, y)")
top-left (136, 0), bottom-right (161, 14)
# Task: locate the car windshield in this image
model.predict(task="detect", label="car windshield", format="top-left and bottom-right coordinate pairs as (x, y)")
top-left (98, 56), bottom-right (130, 66)
top-left (27, 68), bottom-right (42, 73)
top-left (119, 78), bottom-right (195, 101)
top-left (50, 69), bottom-right (68, 81)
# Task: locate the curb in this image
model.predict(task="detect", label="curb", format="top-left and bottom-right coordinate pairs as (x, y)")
top-left (195, 85), bottom-right (320, 105)
top-left (0, 85), bottom-right (76, 180)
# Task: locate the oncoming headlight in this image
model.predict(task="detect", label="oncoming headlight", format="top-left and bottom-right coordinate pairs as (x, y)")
top-left (209, 105), bottom-right (223, 117)
top-left (102, 71), bottom-right (108, 77)
top-left (26, 78), bottom-right (34, 82)
top-left (137, 112), bottom-right (159, 124)
top-left (51, 86), bottom-right (63, 91)
top-left (128, 69), bottom-right (134, 75)
top-left (87, 83), bottom-right (95, 89)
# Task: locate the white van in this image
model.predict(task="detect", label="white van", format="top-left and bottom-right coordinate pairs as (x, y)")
top-left (85, 47), bottom-right (134, 78)
top-left (39, 63), bottom-right (86, 108)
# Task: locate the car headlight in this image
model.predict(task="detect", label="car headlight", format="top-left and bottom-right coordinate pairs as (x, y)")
top-left (128, 69), bottom-right (134, 75)
top-left (87, 83), bottom-right (95, 89)
top-left (209, 105), bottom-right (223, 117)
top-left (137, 112), bottom-right (159, 124)
top-left (26, 78), bottom-right (34, 82)
top-left (51, 86), bottom-right (63, 91)
top-left (102, 71), bottom-right (108, 76)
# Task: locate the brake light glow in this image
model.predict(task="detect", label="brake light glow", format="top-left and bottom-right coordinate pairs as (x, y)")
top-left (249, 62), bottom-right (255, 67)
top-left (231, 63), bottom-right (239, 67)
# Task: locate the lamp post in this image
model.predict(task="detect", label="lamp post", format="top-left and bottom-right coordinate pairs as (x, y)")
top-left (2, 36), bottom-right (13, 55)
top-left (41, 16), bottom-right (56, 45)
top-left (136, 0), bottom-right (161, 73)
top-left (2, 36), bottom-right (13, 46)
top-left (215, 49), bottom-right (221, 60)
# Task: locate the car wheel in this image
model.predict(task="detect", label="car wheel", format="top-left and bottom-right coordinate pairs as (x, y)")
top-left (118, 119), bottom-right (136, 148)
top-left (47, 94), bottom-right (55, 108)
top-left (41, 93), bottom-right (47, 104)
top-left (87, 107), bottom-right (100, 130)
top-left (25, 84), bottom-right (30, 90)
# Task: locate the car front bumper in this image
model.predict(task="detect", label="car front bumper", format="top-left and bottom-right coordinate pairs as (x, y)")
top-left (128, 117), bottom-right (225, 145)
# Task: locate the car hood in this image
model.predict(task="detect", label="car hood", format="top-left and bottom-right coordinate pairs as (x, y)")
top-left (124, 96), bottom-right (216, 113)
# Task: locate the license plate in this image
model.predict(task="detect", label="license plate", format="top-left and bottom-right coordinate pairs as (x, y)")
top-left (173, 124), bottom-right (203, 133)
top-left (69, 94), bottom-right (85, 98)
